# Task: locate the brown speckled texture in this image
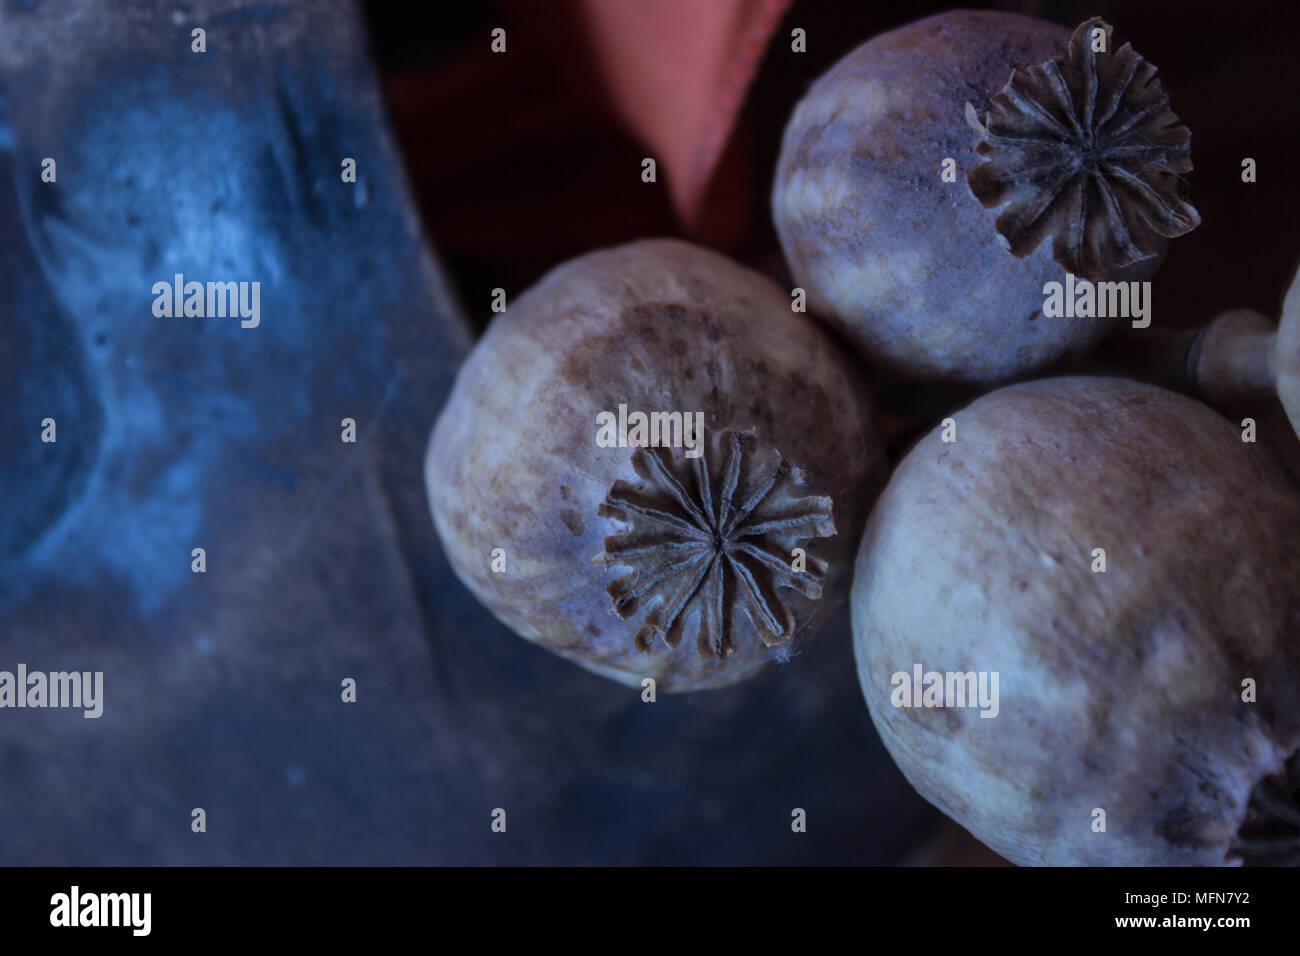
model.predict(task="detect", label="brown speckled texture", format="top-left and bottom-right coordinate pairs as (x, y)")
top-left (853, 376), bottom-right (1300, 865)
top-left (772, 10), bottom-right (1160, 385)
top-left (428, 239), bottom-right (886, 691)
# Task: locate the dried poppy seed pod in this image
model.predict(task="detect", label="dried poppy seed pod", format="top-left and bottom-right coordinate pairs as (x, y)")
top-left (773, 12), bottom-right (1198, 384)
top-left (427, 239), bottom-right (886, 691)
top-left (853, 377), bottom-right (1300, 865)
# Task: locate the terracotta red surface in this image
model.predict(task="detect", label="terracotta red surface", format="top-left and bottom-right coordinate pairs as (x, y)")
top-left (384, 0), bottom-right (793, 305)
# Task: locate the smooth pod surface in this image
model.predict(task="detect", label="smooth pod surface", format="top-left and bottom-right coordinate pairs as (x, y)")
top-left (853, 376), bottom-right (1300, 865)
top-left (428, 239), bottom-right (886, 691)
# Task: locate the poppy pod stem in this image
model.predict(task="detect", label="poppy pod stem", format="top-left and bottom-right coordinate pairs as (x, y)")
top-left (1084, 262), bottom-right (1300, 439)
